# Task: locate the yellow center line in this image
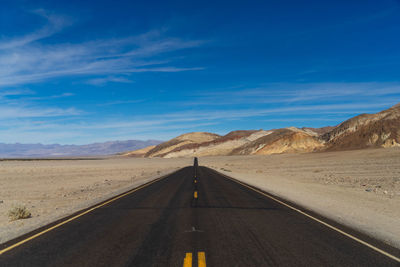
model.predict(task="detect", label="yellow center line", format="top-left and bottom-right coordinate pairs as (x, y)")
top-left (0, 174), bottom-right (169, 256)
top-left (198, 251), bottom-right (206, 267)
top-left (223, 174), bottom-right (400, 263)
top-left (183, 252), bottom-right (192, 267)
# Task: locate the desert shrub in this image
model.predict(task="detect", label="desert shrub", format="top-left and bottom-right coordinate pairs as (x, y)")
top-left (8, 206), bottom-right (31, 221)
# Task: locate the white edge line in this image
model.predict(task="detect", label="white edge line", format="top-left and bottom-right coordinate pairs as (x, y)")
top-left (0, 169), bottom-right (177, 255)
top-left (218, 170), bottom-right (400, 263)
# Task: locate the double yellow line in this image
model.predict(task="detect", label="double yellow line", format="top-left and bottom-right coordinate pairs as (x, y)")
top-left (183, 252), bottom-right (206, 267)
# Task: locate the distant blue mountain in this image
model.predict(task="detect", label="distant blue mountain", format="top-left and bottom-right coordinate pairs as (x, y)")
top-left (0, 140), bottom-right (163, 158)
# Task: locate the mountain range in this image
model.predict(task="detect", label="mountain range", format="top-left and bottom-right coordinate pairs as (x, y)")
top-left (2, 103), bottom-right (399, 158)
top-left (125, 103), bottom-right (400, 158)
top-left (0, 140), bottom-right (162, 158)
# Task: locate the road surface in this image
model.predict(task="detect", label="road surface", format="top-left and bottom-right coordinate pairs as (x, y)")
top-left (1, 163), bottom-right (399, 266)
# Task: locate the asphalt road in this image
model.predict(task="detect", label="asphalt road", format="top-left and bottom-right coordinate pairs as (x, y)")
top-left (1, 163), bottom-right (399, 266)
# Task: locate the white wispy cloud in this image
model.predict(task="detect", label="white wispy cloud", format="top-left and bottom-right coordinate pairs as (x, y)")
top-left (183, 82), bottom-right (400, 106)
top-left (0, 9), bottom-right (72, 50)
top-left (0, 99), bottom-right (397, 144)
top-left (97, 99), bottom-right (145, 106)
top-left (23, 92), bottom-right (75, 101)
top-left (86, 76), bottom-right (135, 86)
top-left (0, 106), bottom-right (80, 119)
top-left (156, 102), bottom-right (396, 123)
top-left (0, 89), bottom-right (79, 121)
top-left (0, 11), bottom-right (205, 87)
top-left (0, 89), bottom-right (35, 98)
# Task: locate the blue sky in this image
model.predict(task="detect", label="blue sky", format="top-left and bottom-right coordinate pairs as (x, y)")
top-left (1, 0), bottom-right (400, 144)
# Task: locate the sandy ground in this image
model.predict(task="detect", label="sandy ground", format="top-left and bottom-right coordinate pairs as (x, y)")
top-left (0, 157), bottom-right (191, 244)
top-left (201, 147), bottom-right (400, 249)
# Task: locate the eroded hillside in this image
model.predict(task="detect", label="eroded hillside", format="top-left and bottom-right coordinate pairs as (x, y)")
top-left (124, 103), bottom-right (400, 158)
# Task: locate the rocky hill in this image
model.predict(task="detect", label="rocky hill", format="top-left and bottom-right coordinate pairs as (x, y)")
top-left (122, 145), bottom-right (157, 157)
top-left (162, 130), bottom-right (271, 158)
top-left (301, 126), bottom-right (335, 136)
top-left (322, 103), bottom-right (400, 150)
top-left (124, 103), bottom-right (400, 158)
top-left (129, 128), bottom-right (323, 158)
top-left (144, 132), bottom-right (221, 158)
top-left (231, 128), bottom-right (324, 155)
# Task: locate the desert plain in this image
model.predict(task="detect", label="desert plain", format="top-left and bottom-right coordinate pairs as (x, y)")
top-left (0, 157), bottom-right (191, 244)
top-left (1, 148), bottom-right (400, 249)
